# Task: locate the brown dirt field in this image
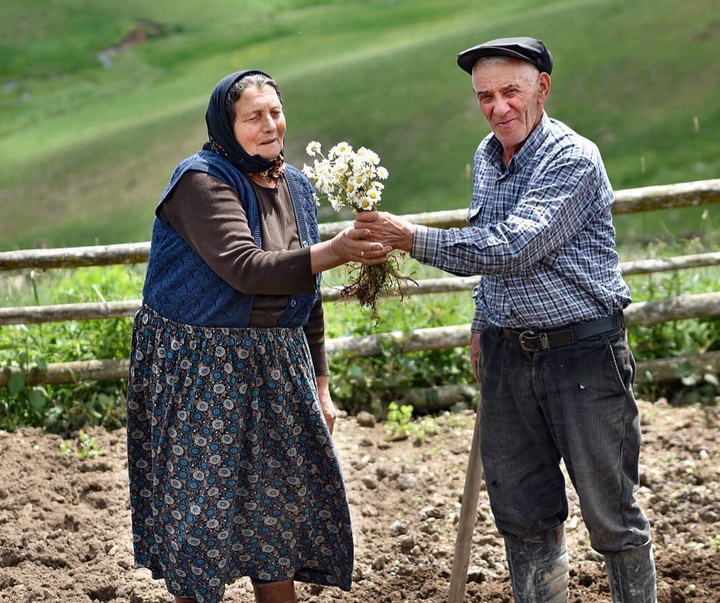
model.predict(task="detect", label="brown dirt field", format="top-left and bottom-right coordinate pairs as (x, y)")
top-left (1, 399), bottom-right (719, 602)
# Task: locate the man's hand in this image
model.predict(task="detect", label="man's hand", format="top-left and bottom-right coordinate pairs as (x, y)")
top-left (354, 211), bottom-right (415, 253)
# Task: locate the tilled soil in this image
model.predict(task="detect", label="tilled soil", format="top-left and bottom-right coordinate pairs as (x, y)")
top-left (0, 399), bottom-right (719, 602)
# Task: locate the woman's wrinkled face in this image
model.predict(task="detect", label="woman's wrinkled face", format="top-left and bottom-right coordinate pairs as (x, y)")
top-left (232, 85), bottom-right (286, 160)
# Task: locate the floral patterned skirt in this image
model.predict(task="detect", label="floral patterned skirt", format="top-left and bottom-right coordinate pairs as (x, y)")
top-left (126, 305), bottom-right (353, 603)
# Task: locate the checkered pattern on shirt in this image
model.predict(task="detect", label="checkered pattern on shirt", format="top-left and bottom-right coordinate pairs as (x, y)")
top-left (412, 113), bottom-right (631, 332)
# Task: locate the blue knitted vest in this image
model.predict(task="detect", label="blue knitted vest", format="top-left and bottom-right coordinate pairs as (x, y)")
top-left (143, 150), bottom-right (320, 328)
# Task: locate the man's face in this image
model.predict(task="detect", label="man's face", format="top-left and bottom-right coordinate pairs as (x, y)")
top-left (471, 59), bottom-right (550, 163)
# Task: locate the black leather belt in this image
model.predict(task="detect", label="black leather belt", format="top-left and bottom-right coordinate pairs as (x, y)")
top-left (498, 312), bottom-right (625, 353)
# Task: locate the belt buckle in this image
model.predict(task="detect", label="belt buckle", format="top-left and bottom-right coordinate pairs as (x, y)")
top-left (519, 330), bottom-right (550, 352)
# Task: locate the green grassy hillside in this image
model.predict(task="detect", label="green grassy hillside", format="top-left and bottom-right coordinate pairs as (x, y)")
top-left (1, 0), bottom-right (718, 251)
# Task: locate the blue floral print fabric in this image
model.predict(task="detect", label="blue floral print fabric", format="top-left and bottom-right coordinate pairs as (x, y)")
top-left (126, 305), bottom-right (353, 603)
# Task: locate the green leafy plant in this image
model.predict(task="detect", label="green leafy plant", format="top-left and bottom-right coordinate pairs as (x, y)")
top-left (385, 401), bottom-right (414, 436)
top-left (1, 265), bottom-right (136, 434)
top-left (59, 429), bottom-right (102, 460)
top-left (0, 343), bottom-right (51, 432)
top-left (385, 401), bottom-right (439, 444)
top-left (624, 232), bottom-right (720, 405)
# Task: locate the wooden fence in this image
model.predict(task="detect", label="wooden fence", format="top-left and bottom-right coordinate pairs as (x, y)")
top-left (1, 178), bottom-right (720, 389)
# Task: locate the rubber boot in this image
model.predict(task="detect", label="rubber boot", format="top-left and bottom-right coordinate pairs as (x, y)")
top-left (604, 542), bottom-right (657, 602)
top-left (252, 579), bottom-right (297, 603)
top-left (503, 524), bottom-right (569, 603)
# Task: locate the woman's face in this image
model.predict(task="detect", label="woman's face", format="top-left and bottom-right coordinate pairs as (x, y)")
top-left (232, 84), bottom-right (286, 160)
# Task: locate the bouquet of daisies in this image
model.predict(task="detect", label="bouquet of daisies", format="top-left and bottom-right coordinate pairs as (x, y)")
top-left (303, 140), bottom-right (410, 318)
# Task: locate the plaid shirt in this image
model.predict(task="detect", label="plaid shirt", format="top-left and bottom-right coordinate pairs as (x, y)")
top-left (412, 113), bottom-right (631, 332)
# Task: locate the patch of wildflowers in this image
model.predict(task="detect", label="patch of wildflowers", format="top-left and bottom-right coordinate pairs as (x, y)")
top-left (302, 141), bottom-right (389, 213)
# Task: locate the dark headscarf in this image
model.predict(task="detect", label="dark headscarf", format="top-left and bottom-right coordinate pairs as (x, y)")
top-left (202, 69), bottom-right (285, 178)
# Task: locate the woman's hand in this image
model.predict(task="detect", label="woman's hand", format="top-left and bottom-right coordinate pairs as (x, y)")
top-left (310, 226), bottom-right (390, 273)
top-left (331, 226), bottom-right (390, 265)
top-left (316, 375), bottom-right (336, 434)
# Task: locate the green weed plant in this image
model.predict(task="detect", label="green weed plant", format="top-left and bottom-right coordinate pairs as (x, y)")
top-left (0, 265), bottom-right (138, 434)
top-left (385, 401), bottom-right (439, 445)
top-left (59, 429), bottom-right (103, 460)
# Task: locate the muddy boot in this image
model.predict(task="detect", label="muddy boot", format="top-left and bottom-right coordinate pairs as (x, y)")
top-left (604, 542), bottom-right (657, 602)
top-left (503, 524), bottom-right (569, 603)
top-left (252, 579), bottom-right (297, 603)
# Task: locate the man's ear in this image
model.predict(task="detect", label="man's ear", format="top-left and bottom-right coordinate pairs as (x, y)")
top-left (538, 72), bottom-right (551, 102)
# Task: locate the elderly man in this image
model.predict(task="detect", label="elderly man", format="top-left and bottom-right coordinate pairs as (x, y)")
top-left (357, 37), bottom-right (656, 602)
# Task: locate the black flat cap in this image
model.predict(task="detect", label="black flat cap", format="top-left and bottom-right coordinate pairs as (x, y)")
top-left (457, 36), bottom-right (553, 75)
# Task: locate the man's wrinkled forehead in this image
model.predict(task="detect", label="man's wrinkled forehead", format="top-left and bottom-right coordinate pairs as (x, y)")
top-left (471, 59), bottom-right (539, 93)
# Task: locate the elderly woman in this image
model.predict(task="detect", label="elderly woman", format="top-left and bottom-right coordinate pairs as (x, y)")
top-left (126, 69), bottom-right (387, 603)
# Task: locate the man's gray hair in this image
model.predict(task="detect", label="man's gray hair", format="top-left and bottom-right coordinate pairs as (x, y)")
top-left (474, 56), bottom-right (540, 82)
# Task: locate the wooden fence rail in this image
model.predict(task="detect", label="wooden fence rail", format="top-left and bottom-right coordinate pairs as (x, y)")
top-left (1, 179), bottom-right (719, 389)
top-left (2, 179), bottom-right (719, 271)
top-left (3, 253), bottom-right (720, 326)
top-left (2, 305), bottom-right (720, 388)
